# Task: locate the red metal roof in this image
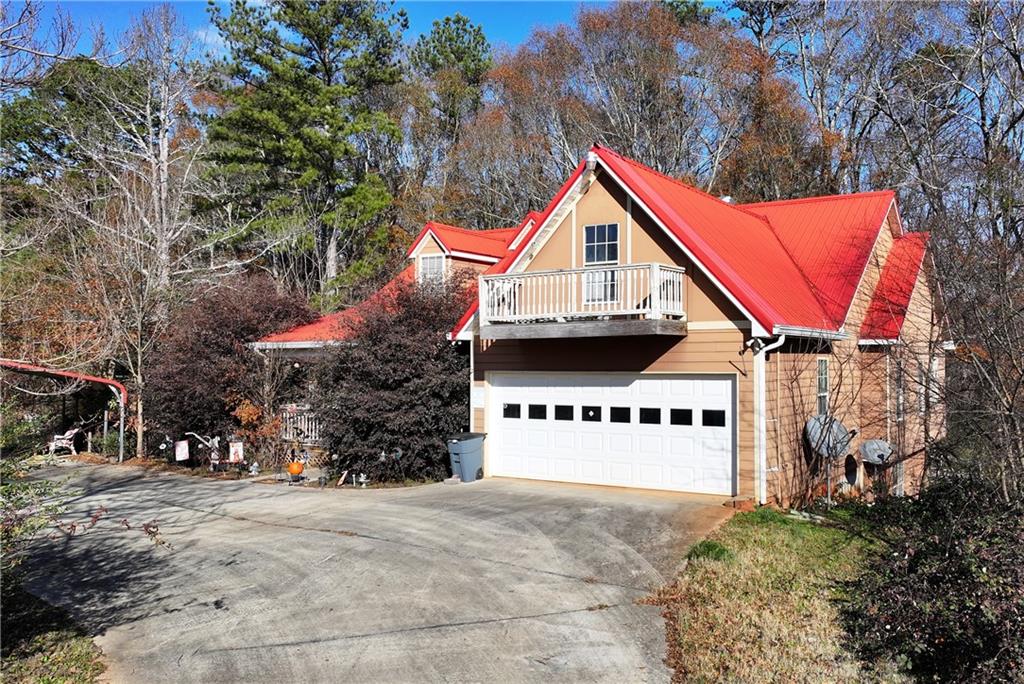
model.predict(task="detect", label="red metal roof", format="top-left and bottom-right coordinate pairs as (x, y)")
top-left (258, 265), bottom-right (415, 344)
top-left (595, 146), bottom-right (833, 332)
top-left (453, 147), bottom-right (910, 339)
top-left (407, 222), bottom-right (515, 260)
top-left (860, 233), bottom-right (929, 340)
top-left (740, 191), bottom-right (897, 327)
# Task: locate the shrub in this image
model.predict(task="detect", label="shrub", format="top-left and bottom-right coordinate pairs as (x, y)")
top-left (313, 274), bottom-right (474, 482)
top-left (843, 473), bottom-right (1024, 682)
top-left (146, 274), bottom-right (314, 449)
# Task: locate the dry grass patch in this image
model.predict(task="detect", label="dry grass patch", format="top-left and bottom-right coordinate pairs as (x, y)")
top-left (1, 578), bottom-right (105, 683)
top-left (646, 508), bottom-right (904, 683)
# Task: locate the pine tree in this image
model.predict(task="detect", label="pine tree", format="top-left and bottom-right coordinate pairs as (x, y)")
top-left (205, 0), bottom-right (408, 298)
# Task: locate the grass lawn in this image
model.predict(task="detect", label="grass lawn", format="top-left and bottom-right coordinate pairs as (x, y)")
top-left (647, 508), bottom-right (905, 683)
top-left (1, 578), bottom-right (105, 684)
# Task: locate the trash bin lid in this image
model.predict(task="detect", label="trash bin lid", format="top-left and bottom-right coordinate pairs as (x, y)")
top-left (448, 432), bottom-right (486, 442)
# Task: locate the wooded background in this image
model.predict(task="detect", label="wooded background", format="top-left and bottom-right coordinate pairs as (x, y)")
top-left (1, 0), bottom-right (1021, 487)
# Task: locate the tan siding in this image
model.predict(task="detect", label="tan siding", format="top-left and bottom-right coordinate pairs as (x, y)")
top-left (764, 211), bottom-right (943, 505)
top-left (416, 234), bottom-right (445, 255)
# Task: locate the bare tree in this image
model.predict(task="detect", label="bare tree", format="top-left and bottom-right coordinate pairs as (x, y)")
top-left (0, 0), bottom-right (106, 93)
top-left (40, 7), bottom-right (225, 457)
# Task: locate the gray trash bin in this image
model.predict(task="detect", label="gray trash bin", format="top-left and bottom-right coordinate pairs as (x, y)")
top-left (447, 432), bottom-right (486, 482)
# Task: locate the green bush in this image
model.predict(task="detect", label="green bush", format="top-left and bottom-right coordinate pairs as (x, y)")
top-left (843, 474), bottom-right (1024, 682)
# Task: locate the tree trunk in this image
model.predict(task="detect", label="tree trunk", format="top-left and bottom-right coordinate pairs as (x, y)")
top-left (135, 393), bottom-right (145, 458)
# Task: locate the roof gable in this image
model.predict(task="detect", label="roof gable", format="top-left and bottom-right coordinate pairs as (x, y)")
top-left (860, 232), bottom-right (930, 341)
top-left (740, 192), bottom-right (896, 327)
top-left (407, 221), bottom-right (514, 261)
top-left (594, 146), bottom-right (832, 333)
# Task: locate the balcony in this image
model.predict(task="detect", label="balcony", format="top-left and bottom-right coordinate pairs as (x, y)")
top-left (479, 263), bottom-right (687, 339)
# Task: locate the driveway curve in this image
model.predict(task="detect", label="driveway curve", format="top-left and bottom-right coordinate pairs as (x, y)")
top-left (23, 463), bottom-right (730, 683)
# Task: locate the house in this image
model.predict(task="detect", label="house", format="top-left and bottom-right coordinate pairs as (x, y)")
top-left (259, 145), bottom-right (945, 506)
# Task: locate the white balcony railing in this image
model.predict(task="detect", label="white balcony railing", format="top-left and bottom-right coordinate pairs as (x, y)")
top-left (480, 263), bottom-right (686, 325)
top-left (279, 404), bottom-right (324, 445)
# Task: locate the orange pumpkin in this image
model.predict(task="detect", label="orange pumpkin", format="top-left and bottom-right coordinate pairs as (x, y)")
top-left (287, 461), bottom-right (304, 476)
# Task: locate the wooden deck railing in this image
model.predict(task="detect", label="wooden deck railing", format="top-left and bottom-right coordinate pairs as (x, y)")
top-left (480, 263), bottom-right (686, 325)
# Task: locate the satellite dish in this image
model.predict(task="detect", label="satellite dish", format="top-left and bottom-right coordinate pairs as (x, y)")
top-left (804, 415), bottom-right (855, 460)
top-left (859, 439), bottom-right (894, 466)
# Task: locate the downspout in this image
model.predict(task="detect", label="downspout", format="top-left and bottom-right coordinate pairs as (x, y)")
top-left (749, 334), bottom-right (787, 505)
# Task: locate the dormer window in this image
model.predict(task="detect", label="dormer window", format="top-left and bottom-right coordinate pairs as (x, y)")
top-left (419, 254), bottom-right (445, 285)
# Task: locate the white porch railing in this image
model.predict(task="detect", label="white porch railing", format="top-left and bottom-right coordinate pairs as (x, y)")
top-left (480, 263), bottom-right (686, 325)
top-left (279, 404), bottom-right (324, 445)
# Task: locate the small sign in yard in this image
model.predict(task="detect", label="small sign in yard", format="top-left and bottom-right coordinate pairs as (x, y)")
top-left (174, 440), bottom-right (189, 462)
top-left (229, 441), bottom-right (244, 463)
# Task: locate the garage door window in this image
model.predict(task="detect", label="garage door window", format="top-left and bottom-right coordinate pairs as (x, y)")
top-left (554, 405), bottom-right (573, 421)
top-left (702, 409), bottom-right (726, 427)
top-left (639, 408), bottom-right (661, 424)
top-left (528, 404), bottom-right (547, 419)
top-left (610, 407), bottom-right (631, 423)
top-left (582, 406), bottom-right (602, 422)
top-left (670, 409), bottom-right (692, 425)
top-left (503, 403), bottom-right (521, 418)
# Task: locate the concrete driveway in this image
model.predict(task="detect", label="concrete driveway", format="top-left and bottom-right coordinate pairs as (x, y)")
top-left (22, 463), bottom-right (731, 683)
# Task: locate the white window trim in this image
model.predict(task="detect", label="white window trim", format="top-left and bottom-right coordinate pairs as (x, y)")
top-left (583, 222), bottom-right (620, 266)
top-left (816, 358), bottom-right (829, 416)
top-left (418, 254), bottom-right (446, 285)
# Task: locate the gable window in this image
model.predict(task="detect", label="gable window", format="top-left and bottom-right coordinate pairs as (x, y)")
top-left (419, 254), bottom-right (445, 285)
top-left (584, 223), bottom-right (619, 303)
top-left (816, 358), bottom-right (829, 416)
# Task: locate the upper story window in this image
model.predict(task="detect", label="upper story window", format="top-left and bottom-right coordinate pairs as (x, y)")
top-left (419, 254), bottom-right (445, 285)
top-left (816, 358), bottom-right (829, 416)
top-left (584, 224), bottom-right (619, 265)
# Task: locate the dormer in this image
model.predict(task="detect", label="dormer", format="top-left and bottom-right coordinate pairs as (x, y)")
top-left (406, 221), bottom-right (517, 282)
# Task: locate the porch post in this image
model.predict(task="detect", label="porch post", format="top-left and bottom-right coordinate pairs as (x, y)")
top-left (110, 385), bottom-right (125, 463)
top-left (650, 263), bottom-right (662, 320)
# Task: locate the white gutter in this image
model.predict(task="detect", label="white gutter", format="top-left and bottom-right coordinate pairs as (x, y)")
top-left (772, 325), bottom-right (848, 340)
top-left (858, 338), bottom-right (898, 347)
top-left (750, 334), bottom-right (787, 505)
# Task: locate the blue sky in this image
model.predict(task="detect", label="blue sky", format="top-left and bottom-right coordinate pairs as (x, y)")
top-left (31, 1), bottom-right (611, 54)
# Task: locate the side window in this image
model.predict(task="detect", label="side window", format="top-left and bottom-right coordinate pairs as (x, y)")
top-left (419, 254), bottom-right (445, 284)
top-left (816, 358), bottom-right (829, 416)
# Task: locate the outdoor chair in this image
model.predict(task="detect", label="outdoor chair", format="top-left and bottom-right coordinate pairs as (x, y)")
top-left (48, 427), bottom-right (80, 455)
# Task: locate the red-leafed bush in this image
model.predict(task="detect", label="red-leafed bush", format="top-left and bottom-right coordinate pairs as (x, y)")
top-left (843, 473), bottom-right (1024, 682)
top-left (146, 274), bottom-right (314, 448)
top-left (313, 274), bottom-right (473, 482)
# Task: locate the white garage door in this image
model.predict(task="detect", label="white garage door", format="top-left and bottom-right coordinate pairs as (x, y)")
top-left (488, 373), bottom-right (735, 495)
